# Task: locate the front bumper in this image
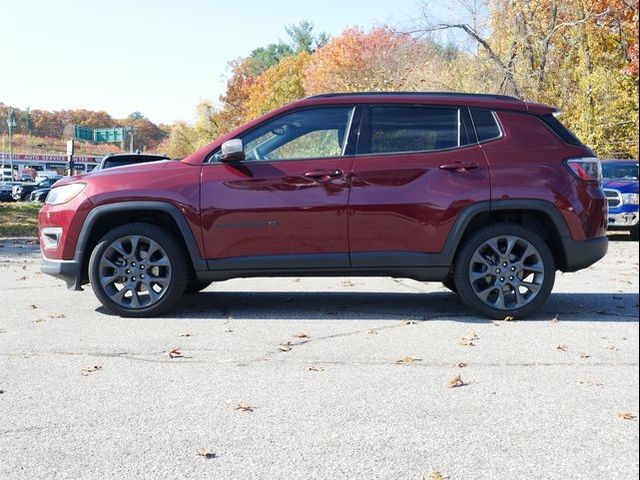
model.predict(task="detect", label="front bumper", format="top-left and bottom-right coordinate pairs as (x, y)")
top-left (562, 236), bottom-right (608, 272)
top-left (607, 210), bottom-right (639, 229)
top-left (41, 255), bottom-right (82, 290)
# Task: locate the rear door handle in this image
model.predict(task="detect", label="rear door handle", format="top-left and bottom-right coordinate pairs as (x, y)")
top-left (304, 169), bottom-right (344, 181)
top-left (439, 162), bottom-right (479, 171)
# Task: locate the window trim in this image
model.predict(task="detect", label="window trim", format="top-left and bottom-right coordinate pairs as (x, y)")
top-left (205, 105), bottom-right (359, 165)
top-left (355, 104), bottom-right (478, 157)
top-left (468, 107), bottom-right (504, 145)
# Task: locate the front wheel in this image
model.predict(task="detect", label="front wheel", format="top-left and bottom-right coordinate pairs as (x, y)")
top-left (454, 224), bottom-right (556, 320)
top-left (89, 223), bottom-right (188, 317)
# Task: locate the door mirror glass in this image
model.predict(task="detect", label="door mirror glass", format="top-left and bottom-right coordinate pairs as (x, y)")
top-left (220, 139), bottom-right (245, 162)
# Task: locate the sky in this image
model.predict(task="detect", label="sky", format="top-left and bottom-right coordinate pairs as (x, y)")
top-left (1, 0), bottom-right (440, 125)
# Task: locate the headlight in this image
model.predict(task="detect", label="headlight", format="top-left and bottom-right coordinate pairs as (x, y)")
top-left (621, 193), bottom-right (639, 205)
top-left (45, 183), bottom-right (86, 205)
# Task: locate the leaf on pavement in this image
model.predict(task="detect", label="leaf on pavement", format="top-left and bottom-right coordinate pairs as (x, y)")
top-left (605, 345), bottom-right (619, 351)
top-left (426, 472), bottom-right (450, 480)
top-left (294, 332), bottom-right (309, 338)
top-left (306, 366), bottom-right (325, 372)
top-left (30, 304), bottom-right (38, 309)
top-left (178, 333), bottom-right (192, 337)
top-left (34, 319), bottom-right (45, 324)
top-left (556, 344), bottom-right (568, 352)
top-left (579, 352), bottom-right (591, 359)
top-left (278, 344), bottom-right (292, 352)
top-left (503, 315), bottom-right (515, 321)
top-left (448, 375), bottom-right (467, 388)
top-left (550, 315), bottom-right (560, 323)
top-left (234, 402), bottom-right (254, 412)
top-left (395, 356), bottom-right (422, 364)
top-left (453, 362), bottom-right (468, 368)
top-left (196, 448), bottom-right (217, 459)
top-left (401, 320), bottom-right (417, 325)
top-left (49, 313), bottom-right (66, 319)
top-left (168, 348), bottom-right (184, 359)
top-left (81, 365), bottom-right (102, 375)
top-left (458, 336), bottom-right (475, 347)
top-left (618, 412), bottom-right (636, 420)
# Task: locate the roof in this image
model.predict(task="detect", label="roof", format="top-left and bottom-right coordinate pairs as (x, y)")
top-left (299, 91), bottom-right (555, 115)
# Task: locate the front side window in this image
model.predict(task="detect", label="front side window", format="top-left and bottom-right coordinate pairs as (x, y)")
top-left (361, 106), bottom-right (463, 155)
top-left (232, 107), bottom-right (354, 162)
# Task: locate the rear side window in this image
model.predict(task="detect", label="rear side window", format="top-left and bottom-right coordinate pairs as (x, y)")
top-left (470, 108), bottom-right (502, 142)
top-left (361, 106), bottom-right (464, 155)
top-left (539, 114), bottom-right (584, 146)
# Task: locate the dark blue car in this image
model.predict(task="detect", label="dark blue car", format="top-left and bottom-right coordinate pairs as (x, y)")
top-left (602, 159), bottom-right (639, 240)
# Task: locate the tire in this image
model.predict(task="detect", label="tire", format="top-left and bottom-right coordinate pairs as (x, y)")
top-left (89, 223), bottom-right (189, 317)
top-left (453, 223), bottom-right (556, 320)
top-left (442, 277), bottom-right (458, 293)
top-left (184, 280), bottom-right (212, 294)
top-left (631, 225), bottom-right (639, 241)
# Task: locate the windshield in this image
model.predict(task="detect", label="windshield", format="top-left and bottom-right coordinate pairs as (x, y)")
top-left (602, 161), bottom-right (639, 180)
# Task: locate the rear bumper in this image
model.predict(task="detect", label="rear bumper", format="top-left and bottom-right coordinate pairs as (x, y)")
top-left (561, 236), bottom-right (608, 272)
top-left (41, 255), bottom-right (82, 290)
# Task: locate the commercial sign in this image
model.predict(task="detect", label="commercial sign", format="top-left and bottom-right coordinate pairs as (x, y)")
top-left (0, 153), bottom-right (101, 163)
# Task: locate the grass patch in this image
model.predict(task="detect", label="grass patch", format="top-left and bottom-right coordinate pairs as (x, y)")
top-left (0, 202), bottom-right (41, 237)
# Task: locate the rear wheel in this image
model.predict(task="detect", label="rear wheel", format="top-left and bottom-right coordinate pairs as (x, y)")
top-left (89, 223), bottom-right (188, 317)
top-left (631, 225), bottom-right (639, 241)
top-left (454, 224), bottom-right (556, 320)
top-left (442, 277), bottom-right (458, 293)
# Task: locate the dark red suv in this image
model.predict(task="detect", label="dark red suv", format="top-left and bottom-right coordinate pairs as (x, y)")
top-left (39, 92), bottom-right (608, 319)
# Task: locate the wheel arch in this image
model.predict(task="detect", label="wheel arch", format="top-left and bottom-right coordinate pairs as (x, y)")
top-left (446, 200), bottom-right (572, 271)
top-left (74, 201), bottom-right (206, 288)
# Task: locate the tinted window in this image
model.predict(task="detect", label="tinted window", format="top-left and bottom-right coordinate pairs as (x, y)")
top-left (363, 106), bottom-right (461, 155)
top-left (470, 108), bottom-right (501, 142)
top-left (239, 107), bottom-right (354, 161)
top-left (539, 114), bottom-right (584, 146)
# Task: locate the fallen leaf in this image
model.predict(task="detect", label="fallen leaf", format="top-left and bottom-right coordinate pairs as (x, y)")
top-left (556, 344), bottom-right (568, 352)
top-left (306, 366), bottom-right (325, 372)
top-left (81, 365), bottom-right (102, 375)
top-left (294, 332), bottom-right (309, 338)
top-left (550, 315), bottom-right (560, 323)
top-left (367, 329), bottom-right (378, 335)
top-left (224, 328), bottom-right (233, 333)
top-left (168, 348), bottom-right (184, 359)
top-left (426, 472), bottom-right (450, 480)
top-left (458, 337), bottom-right (475, 347)
top-left (618, 412), bottom-right (637, 421)
top-left (448, 375), bottom-right (466, 388)
top-left (34, 319), bottom-right (45, 324)
top-left (0, 390), bottom-right (5, 394)
top-left (234, 402), bottom-right (254, 412)
top-left (17, 276), bottom-right (27, 281)
top-left (196, 448), bottom-right (217, 459)
top-left (401, 320), bottom-right (417, 325)
top-left (605, 345), bottom-right (619, 351)
top-left (579, 352), bottom-right (591, 359)
top-left (395, 356), bottom-right (422, 364)
top-left (29, 304), bottom-right (38, 309)
top-left (49, 313), bottom-right (66, 319)
top-left (453, 362), bottom-right (468, 368)
top-left (278, 345), bottom-right (292, 352)
top-left (178, 333), bottom-right (192, 337)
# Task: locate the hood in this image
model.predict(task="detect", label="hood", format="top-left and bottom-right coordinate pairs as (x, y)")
top-left (54, 160), bottom-right (172, 187)
top-left (602, 178), bottom-right (639, 193)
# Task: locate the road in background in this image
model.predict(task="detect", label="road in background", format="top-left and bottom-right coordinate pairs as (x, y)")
top-left (1, 238), bottom-right (638, 480)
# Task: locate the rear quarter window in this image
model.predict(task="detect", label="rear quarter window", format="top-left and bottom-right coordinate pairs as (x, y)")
top-left (470, 108), bottom-right (502, 142)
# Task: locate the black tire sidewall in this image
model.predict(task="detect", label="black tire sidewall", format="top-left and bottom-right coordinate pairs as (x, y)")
top-left (88, 223), bottom-right (188, 317)
top-left (454, 224), bottom-right (556, 320)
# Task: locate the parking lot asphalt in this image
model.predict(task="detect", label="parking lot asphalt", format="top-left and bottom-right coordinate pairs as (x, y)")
top-left (0, 236), bottom-right (638, 480)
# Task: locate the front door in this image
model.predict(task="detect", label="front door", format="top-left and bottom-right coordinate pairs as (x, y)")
top-left (200, 106), bottom-right (357, 270)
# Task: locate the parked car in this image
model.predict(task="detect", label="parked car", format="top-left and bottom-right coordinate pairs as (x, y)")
top-left (602, 159), bottom-right (639, 240)
top-left (1, 169), bottom-right (15, 182)
top-left (0, 182), bottom-right (21, 202)
top-left (91, 153), bottom-right (171, 171)
top-left (38, 92), bottom-right (608, 319)
top-left (29, 187), bottom-right (51, 203)
top-left (12, 176), bottom-right (62, 201)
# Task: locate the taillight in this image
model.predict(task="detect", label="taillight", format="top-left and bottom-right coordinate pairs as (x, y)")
top-left (565, 157), bottom-right (602, 182)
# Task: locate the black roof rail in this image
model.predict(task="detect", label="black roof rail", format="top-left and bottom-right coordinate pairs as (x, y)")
top-left (307, 91), bottom-right (522, 102)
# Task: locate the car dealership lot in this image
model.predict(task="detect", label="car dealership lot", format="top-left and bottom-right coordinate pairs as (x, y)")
top-left (0, 238), bottom-right (638, 480)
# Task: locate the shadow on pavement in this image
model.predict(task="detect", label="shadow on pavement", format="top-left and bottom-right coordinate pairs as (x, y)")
top-left (151, 291), bottom-right (640, 322)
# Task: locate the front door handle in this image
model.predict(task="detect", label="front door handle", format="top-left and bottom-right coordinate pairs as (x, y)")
top-left (439, 162), bottom-right (479, 172)
top-left (304, 169), bottom-right (344, 181)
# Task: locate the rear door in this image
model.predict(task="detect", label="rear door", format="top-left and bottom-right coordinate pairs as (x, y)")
top-left (200, 106), bottom-right (358, 269)
top-left (349, 104), bottom-right (491, 266)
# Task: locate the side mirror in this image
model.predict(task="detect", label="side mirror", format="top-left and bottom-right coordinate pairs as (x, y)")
top-left (219, 139), bottom-right (245, 163)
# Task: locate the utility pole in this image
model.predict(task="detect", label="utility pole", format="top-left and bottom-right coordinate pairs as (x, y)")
top-left (127, 126), bottom-right (134, 153)
top-left (7, 111), bottom-right (17, 180)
